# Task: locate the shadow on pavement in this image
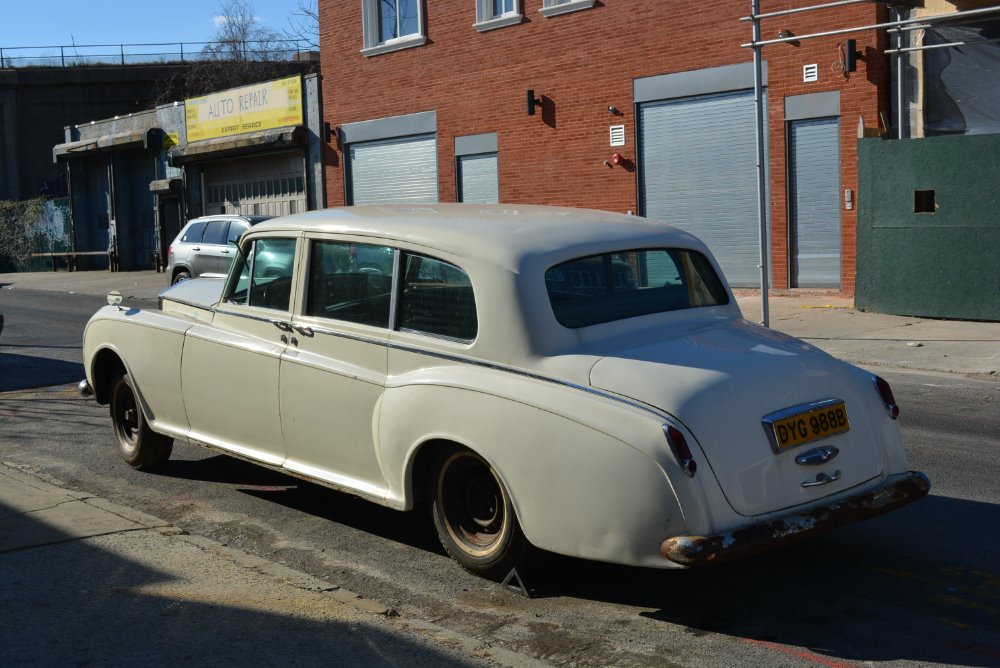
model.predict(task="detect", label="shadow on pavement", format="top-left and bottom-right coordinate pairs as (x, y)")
top-left (0, 352), bottom-right (84, 391)
top-left (0, 499), bottom-right (478, 666)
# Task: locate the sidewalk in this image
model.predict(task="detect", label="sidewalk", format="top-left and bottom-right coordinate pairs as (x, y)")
top-left (0, 463), bottom-right (541, 666)
top-left (3, 269), bottom-right (999, 378)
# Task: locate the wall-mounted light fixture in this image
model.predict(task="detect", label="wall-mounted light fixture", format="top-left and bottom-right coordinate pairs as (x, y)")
top-left (608, 105), bottom-right (621, 116)
top-left (527, 89), bottom-right (542, 116)
top-left (844, 39), bottom-right (862, 73)
top-left (777, 29), bottom-right (801, 47)
top-left (323, 121), bottom-right (336, 144)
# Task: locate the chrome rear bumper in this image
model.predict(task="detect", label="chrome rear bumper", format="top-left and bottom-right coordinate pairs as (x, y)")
top-left (662, 471), bottom-right (930, 567)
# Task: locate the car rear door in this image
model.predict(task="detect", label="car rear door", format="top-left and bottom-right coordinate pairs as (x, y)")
top-left (278, 235), bottom-right (392, 498)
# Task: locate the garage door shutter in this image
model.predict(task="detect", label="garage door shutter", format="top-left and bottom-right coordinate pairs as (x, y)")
top-left (457, 153), bottom-right (499, 204)
top-left (204, 153), bottom-right (306, 217)
top-left (640, 90), bottom-right (766, 287)
top-left (789, 117), bottom-right (841, 288)
top-left (349, 134), bottom-right (438, 205)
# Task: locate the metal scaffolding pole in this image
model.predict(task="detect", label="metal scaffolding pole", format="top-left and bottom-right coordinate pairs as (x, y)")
top-left (751, 0), bottom-right (770, 326)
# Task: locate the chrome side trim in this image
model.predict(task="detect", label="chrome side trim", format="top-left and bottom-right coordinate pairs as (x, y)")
top-left (161, 296), bottom-right (218, 311)
top-left (214, 307), bottom-right (290, 325)
top-left (386, 340), bottom-right (670, 421)
top-left (209, 308), bottom-right (668, 420)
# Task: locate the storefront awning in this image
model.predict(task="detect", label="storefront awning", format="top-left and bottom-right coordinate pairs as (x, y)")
top-left (169, 125), bottom-right (306, 165)
top-left (53, 128), bottom-right (163, 162)
top-left (149, 178), bottom-right (183, 194)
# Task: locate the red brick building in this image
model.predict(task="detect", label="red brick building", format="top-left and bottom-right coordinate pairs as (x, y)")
top-left (319, 1), bottom-right (889, 293)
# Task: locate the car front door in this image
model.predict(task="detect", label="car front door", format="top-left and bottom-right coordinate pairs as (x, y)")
top-left (278, 236), bottom-right (392, 498)
top-left (180, 233), bottom-right (300, 465)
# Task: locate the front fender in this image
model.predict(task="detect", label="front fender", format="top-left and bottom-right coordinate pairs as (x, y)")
top-left (83, 306), bottom-right (191, 437)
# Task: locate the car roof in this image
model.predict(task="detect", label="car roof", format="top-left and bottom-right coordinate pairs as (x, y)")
top-left (187, 215), bottom-right (272, 225)
top-left (249, 204), bottom-right (707, 271)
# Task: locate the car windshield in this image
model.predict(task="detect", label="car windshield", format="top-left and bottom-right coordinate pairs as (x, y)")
top-left (545, 248), bottom-right (729, 328)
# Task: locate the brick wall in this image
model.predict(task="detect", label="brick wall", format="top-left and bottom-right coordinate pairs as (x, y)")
top-left (319, 1), bottom-right (889, 294)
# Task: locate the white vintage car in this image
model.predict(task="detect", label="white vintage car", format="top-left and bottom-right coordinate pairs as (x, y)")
top-left (80, 204), bottom-right (929, 579)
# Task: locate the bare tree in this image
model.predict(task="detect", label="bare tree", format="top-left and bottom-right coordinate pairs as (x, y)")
top-left (153, 0), bottom-right (317, 103)
top-left (204, 0), bottom-right (283, 61)
top-left (284, 0), bottom-right (319, 51)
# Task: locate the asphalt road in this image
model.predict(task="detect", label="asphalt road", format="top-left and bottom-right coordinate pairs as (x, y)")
top-left (2, 287), bottom-right (999, 667)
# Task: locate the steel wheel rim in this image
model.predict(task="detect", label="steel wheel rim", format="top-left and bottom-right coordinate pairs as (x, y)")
top-left (114, 381), bottom-right (139, 451)
top-left (439, 452), bottom-right (508, 558)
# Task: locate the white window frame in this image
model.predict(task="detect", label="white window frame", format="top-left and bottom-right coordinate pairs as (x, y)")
top-left (474, 0), bottom-right (522, 32)
top-left (539, 0), bottom-right (595, 18)
top-left (361, 0), bottom-right (427, 57)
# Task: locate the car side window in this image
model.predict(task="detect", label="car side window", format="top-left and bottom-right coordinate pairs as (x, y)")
top-left (227, 222), bottom-right (248, 245)
top-left (202, 220), bottom-right (229, 246)
top-left (181, 221), bottom-right (207, 243)
top-left (305, 241), bottom-right (394, 328)
top-left (224, 237), bottom-right (297, 311)
top-left (399, 254), bottom-right (477, 341)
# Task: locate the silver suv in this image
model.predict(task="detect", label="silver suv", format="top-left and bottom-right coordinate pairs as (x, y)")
top-left (166, 215), bottom-right (271, 284)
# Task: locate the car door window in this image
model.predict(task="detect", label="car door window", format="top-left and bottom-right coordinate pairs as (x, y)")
top-left (225, 237), bottom-right (297, 311)
top-left (305, 241), bottom-right (395, 327)
top-left (399, 254), bottom-right (477, 341)
top-left (181, 221), bottom-right (206, 243)
top-left (227, 221), bottom-right (248, 245)
top-left (202, 220), bottom-right (230, 246)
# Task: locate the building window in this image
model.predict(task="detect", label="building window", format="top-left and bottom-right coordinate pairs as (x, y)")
top-left (474, 0), bottom-right (522, 31)
top-left (362, 0), bottom-right (426, 57)
top-left (539, 0), bottom-right (595, 18)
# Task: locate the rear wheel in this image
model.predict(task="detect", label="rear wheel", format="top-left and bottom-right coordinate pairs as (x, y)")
top-left (430, 448), bottom-right (529, 580)
top-left (110, 372), bottom-right (172, 470)
top-left (171, 270), bottom-right (190, 285)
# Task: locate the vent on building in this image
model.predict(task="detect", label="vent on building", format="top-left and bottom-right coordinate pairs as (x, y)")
top-left (914, 189), bottom-right (936, 214)
top-left (610, 125), bottom-right (626, 147)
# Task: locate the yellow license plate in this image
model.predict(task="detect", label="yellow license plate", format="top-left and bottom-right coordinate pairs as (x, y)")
top-left (765, 400), bottom-right (850, 452)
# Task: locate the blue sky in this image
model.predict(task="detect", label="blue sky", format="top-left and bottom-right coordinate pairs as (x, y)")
top-left (0, 0), bottom-right (309, 49)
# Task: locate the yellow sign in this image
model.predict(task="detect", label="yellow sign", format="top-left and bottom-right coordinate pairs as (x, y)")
top-left (163, 132), bottom-right (179, 149)
top-left (185, 76), bottom-right (303, 143)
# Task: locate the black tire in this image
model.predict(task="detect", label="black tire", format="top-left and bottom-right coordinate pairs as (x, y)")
top-left (171, 270), bottom-right (191, 285)
top-left (430, 448), bottom-right (529, 580)
top-left (110, 372), bottom-right (172, 471)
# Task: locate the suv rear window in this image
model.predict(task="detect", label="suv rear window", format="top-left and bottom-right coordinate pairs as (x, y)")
top-left (181, 221), bottom-right (207, 243)
top-left (545, 249), bottom-right (728, 328)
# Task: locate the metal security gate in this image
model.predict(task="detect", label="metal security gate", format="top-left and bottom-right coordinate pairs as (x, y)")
top-left (204, 153), bottom-right (307, 217)
top-left (457, 153), bottom-right (499, 204)
top-left (788, 117), bottom-right (841, 288)
top-left (348, 134), bottom-right (438, 205)
top-left (639, 90), bottom-right (766, 287)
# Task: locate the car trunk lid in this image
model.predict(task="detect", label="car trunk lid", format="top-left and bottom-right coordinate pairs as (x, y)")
top-left (588, 318), bottom-right (885, 517)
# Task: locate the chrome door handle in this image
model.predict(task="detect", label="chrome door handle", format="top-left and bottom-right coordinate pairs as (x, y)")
top-left (192, 246), bottom-right (201, 251)
top-left (292, 325), bottom-right (314, 337)
top-left (269, 319), bottom-right (292, 332)
top-left (221, 249), bottom-right (230, 254)
top-left (802, 470), bottom-right (842, 488)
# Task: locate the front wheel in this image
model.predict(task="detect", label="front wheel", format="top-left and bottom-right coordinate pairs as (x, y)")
top-left (110, 372), bottom-right (172, 471)
top-left (430, 448), bottom-right (529, 580)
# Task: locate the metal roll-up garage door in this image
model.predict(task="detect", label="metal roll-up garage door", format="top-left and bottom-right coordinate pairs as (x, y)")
top-left (348, 134), bottom-right (438, 205)
top-left (640, 90), bottom-right (766, 287)
top-left (457, 153), bottom-right (499, 204)
top-left (788, 117), bottom-right (841, 288)
top-left (204, 153), bottom-right (306, 217)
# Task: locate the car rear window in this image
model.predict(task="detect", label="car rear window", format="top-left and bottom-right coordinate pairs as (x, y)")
top-left (181, 221), bottom-right (207, 243)
top-left (399, 254), bottom-right (478, 341)
top-left (545, 248), bottom-right (729, 328)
